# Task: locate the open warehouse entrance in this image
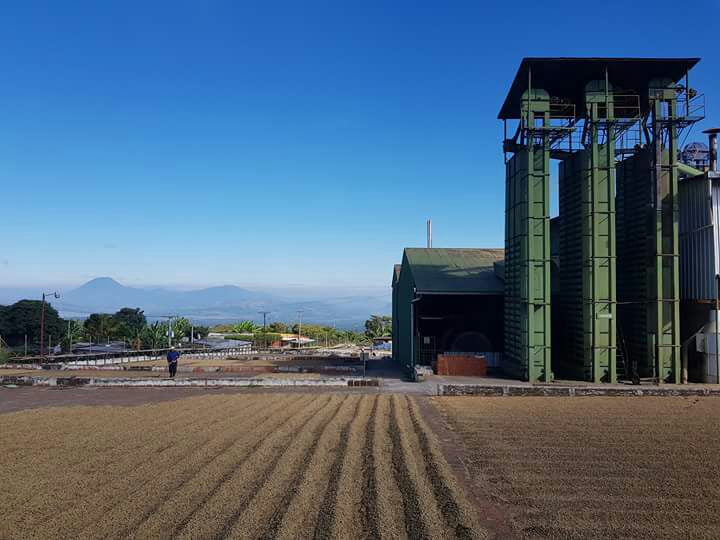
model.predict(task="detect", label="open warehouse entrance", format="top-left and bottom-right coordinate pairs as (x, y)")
top-left (392, 248), bottom-right (504, 378)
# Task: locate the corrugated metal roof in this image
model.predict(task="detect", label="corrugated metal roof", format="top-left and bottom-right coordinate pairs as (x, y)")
top-left (404, 248), bottom-right (504, 294)
top-left (498, 57), bottom-right (700, 119)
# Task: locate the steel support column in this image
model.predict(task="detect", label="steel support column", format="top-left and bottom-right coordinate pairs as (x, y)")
top-left (504, 86), bottom-right (552, 382)
top-left (649, 93), bottom-right (682, 383)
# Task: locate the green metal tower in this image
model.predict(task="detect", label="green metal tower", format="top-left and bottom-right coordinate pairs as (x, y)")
top-left (503, 86), bottom-right (557, 382)
top-left (557, 78), bottom-right (624, 382)
top-left (617, 76), bottom-right (701, 383)
top-left (501, 58), bottom-right (701, 384)
top-left (650, 78), bottom-right (682, 383)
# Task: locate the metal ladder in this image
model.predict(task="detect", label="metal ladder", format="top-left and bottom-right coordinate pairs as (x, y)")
top-left (616, 326), bottom-right (639, 384)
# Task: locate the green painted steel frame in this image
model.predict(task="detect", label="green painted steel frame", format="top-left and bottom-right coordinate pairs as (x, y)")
top-left (558, 145), bottom-right (618, 382)
top-left (650, 90), bottom-right (682, 383)
top-left (585, 80), bottom-right (618, 383)
top-left (616, 84), bottom-right (684, 383)
top-left (504, 87), bottom-right (552, 382)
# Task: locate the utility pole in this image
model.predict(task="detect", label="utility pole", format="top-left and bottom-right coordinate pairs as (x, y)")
top-left (40, 291), bottom-right (60, 362)
top-left (297, 310), bottom-right (304, 350)
top-left (157, 315), bottom-right (178, 348)
top-left (259, 311), bottom-right (270, 349)
top-left (168, 317), bottom-right (173, 348)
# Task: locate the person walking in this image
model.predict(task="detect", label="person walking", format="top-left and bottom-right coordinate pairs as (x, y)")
top-left (167, 348), bottom-right (180, 378)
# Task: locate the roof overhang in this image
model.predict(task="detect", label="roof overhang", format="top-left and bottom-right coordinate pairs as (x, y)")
top-left (498, 57), bottom-right (700, 120)
top-left (414, 290), bottom-right (503, 296)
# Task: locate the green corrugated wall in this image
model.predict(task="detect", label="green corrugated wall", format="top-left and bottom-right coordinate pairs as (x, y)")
top-left (558, 146), bottom-right (617, 382)
top-left (505, 148), bottom-right (552, 382)
top-left (391, 273), bottom-right (398, 364)
top-left (617, 147), bottom-right (681, 382)
top-left (393, 253), bottom-right (415, 376)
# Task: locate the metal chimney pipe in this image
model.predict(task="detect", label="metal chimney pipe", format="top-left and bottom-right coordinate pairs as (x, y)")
top-left (703, 128), bottom-right (720, 172)
top-left (427, 219), bottom-right (432, 248)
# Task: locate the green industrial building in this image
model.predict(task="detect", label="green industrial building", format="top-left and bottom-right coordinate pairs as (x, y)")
top-left (392, 57), bottom-right (707, 384)
top-left (500, 57), bottom-right (702, 383)
top-left (392, 248), bottom-right (504, 377)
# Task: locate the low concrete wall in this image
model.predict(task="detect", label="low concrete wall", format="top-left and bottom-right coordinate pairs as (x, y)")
top-left (62, 347), bottom-right (252, 368)
top-left (6, 346), bottom-right (254, 368)
top-left (437, 384), bottom-right (720, 397)
top-left (1, 363), bottom-right (365, 376)
top-left (0, 375), bottom-right (380, 388)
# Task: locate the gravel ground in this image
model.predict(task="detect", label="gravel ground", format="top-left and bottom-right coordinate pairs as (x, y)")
top-left (432, 396), bottom-right (720, 539)
top-left (1, 393), bottom-right (485, 539)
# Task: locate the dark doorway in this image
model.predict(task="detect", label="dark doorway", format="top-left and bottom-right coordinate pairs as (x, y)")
top-left (413, 294), bottom-right (503, 366)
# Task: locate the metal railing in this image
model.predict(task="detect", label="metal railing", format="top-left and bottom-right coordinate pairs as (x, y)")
top-left (6, 345), bottom-right (253, 367)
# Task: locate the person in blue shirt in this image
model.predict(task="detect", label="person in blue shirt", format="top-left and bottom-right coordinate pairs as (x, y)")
top-left (167, 348), bottom-right (180, 378)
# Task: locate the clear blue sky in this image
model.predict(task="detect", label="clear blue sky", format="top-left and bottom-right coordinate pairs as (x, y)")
top-left (2, 0), bottom-right (718, 289)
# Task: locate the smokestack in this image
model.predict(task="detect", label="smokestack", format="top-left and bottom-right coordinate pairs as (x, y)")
top-left (427, 219), bottom-right (432, 248)
top-left (703, 128), bottom-right (720, 172)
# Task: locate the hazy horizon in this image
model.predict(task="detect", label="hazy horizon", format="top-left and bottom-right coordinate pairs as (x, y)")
top-left (0, 276), bottom-right (390, 295)
top-left (0, 276), bottom-right (391, 328)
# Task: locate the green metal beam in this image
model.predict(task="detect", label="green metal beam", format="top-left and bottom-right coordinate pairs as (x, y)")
top-left (586, 80), bottom-right (618, 383)
top-left (649, 81), bottom-right (681, 383)
top-left (557, 80), bottom-right (618, 383)
top-left (504, 86), bottom-right (552, 383)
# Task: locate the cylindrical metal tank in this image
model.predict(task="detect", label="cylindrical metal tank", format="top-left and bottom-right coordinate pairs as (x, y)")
top-left (698, 310), bottom-right (720, 383)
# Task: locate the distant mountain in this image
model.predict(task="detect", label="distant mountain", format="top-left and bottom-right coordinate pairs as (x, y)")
top-left (46, 277), bottom-right (389, 329)
top-left (61, 277), bottom-right (162, 310)
top-left (58, 277), bottom-right (265, 315)
top-left (180, 285), bottom-right (264, 306)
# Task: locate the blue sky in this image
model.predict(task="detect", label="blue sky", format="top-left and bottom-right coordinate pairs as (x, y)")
top-left (1, 0), bottom-right (719, 289)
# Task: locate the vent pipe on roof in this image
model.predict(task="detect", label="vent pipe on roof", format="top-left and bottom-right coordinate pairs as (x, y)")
top-left (704, 128), bottom-right (720, 172)
top-left (427, 219), bottom-right (432, 248)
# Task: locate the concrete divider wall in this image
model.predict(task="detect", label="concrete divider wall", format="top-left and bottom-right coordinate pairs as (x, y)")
top-left (62, 347), bottom-right (252, 368)
top-left (437, 384), bottom-right (720, 397)
top-left (5, 346), bottom-right (254, 368)
top-left (0, 375), bottom-right (380, 388)
top-left (2, 362), bottom-right (365, 376)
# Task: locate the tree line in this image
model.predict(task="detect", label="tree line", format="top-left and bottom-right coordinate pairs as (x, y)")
top-left (210, 315), bottom-right (392, 346)
top-left (0, 299), bottom-right (392, 357)
top-left (0, 300), bottom-right (209, 354)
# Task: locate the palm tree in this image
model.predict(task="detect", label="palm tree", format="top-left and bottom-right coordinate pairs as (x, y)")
top-left (232, 320), bottom-right (260, 333)
top-left (60, 320), bottom-right (85, 352)
top-left (364, 315), bottom-right (392, 338)
top-left (141, 322), bottom-right (166, 350)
